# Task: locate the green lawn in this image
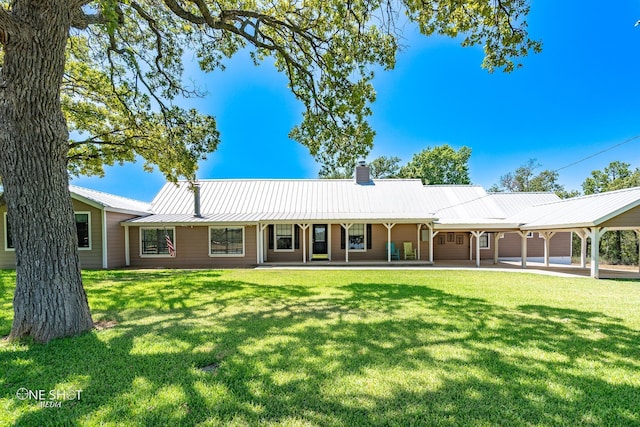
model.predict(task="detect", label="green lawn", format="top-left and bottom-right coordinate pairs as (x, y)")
top-left (1, 269), bottom-right (640, 426)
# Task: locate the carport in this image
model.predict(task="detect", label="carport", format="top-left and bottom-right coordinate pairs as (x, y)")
top-left (512, 187), bottom-right (640, 278)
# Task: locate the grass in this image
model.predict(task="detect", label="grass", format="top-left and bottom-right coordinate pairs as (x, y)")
top-left (1, 269), bottom-right (640, 426)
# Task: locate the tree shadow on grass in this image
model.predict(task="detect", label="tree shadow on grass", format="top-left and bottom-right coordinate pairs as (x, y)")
top-left (1, 280), bottom-right (640, 426)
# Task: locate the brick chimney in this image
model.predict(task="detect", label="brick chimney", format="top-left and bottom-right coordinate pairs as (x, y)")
top-left (355, 161), bottom-right (372, 185)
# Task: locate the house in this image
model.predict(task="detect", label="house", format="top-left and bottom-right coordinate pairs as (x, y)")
top-left (120, 163), bottom-right (574, 269)
top-left (0, 185), bottom-right (151, 269)
top-left (2, 163), bottom-right (640, 278)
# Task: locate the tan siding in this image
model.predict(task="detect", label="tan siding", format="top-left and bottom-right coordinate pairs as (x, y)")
top-left (265, 225), bottom-right (309, 262)
top-left (434, 232), bottom-right (470, 260)
top-left (129, 225), bottom-right (257, 268)
top-left (432, 231), bottom-right (572, 261)
top-left (72, 200), bottom-right (103, 269)
top-left (0, 202), bottom-right (106, 269)
top-left (602, 205), bottom-right (640, 228)
top-left (327, 223), bottom-right (427, 262)
top-left (549, 232), bottom-right (572, 257)
top-left (106, 212), bottom-right (137, 268)
top-left (493, 232), bottom-right (572, 259)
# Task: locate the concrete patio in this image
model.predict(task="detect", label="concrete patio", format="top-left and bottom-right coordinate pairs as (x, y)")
top-left (257, 259), bottom-right (640, 280)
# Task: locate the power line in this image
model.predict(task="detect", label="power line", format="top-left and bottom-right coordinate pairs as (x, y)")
top-left (554, 135), bottom-right (640, 172)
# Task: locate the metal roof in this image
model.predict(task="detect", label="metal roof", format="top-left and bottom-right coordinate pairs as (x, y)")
top-left (512, 186), bottom-right (640, 230)
top-left (488, 192), bottom-right (560, 217)
top-left (143, 179), bottom-right (437, 223)
top-left (70, 185), bottom-right (151, 215)
top-left (125, 180), bottom-right (575, 226)
top-left (424, 186), bottom-right (504, 220)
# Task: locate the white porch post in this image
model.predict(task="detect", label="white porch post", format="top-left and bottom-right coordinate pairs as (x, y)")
top-left (298, 224), bottom-right (310, 263)
top-left (416, 224), bottom-right (422, 260)
top-left (428, 224), bottom-right (437, 263)
top-left (493, 232), bottom-right (504, 265)
top-left (430, 231), bottom-right (438, 263)
top-left (124, 224), bottom-right (130, 267)
top-left (260, 223), bottom-right (269, 263)
top-left (470, 231), bottom-right (484, 267)
top-left (341, 223), bottom-right (352, 263)
top-left (383, 223), bottom-right (395, 263)
top-left (590, 227), bottom-right (602, 279)
top-left (518, 231), bottom-right (528, 269)
top-left (636, 230), bottom-right (640, 273)
top-left (256, 223), bottom-right (260, 264)
top-left (540, 231), bottom-right (557, 267)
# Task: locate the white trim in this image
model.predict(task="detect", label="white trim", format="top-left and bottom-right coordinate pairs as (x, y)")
top-left (75, 212), bottom-right (92, 251)
top-left (347, 223), bottom-right (367, 252)
top-left (139, 226), bottom-right (176, 257)
top-left (3, 212), bottom-right (14, 252)
top-left (5, 211), bottom-right (94, 252)
top-left (274, 224), bottom-right (295, 252)
top-left (124, 224), bottom-right (130, 266)
top-left (208, 226), bottom-right (245, 257)
top-left (478, 232), bottom-right (490, 250)
top-left (102, 209), bottom-right (108, 268)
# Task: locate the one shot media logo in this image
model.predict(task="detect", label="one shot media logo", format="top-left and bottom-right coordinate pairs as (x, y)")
top-left (15, 387), bottom-right (83, 408)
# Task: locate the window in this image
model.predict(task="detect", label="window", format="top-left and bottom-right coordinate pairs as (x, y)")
top-left (479, 233), bottom-right (490, 249)
top-left (348, 224), bottom-right (366, 250)
top-left (4, 213), bottom-right (13, 251)
top-left (447, 232), bottom-right (455, 243)
top-left (456, 234), bottom-right (464, 245)
top-left (141, 228), bottom-right (175, 256)
top-left (437, 235), bottom-right (445, 245)
top-left (75, 213), bottom-right (91, 249)
top-left (210, 227), bottom-right (244, 256)
top-left (5, 212), bottom-right (91, 251)
top-left (340, 224), bottom-right (372, 250)
top-left (275, 224), bottom-right (294, 251)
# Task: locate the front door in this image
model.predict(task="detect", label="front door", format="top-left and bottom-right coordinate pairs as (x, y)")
top-left (312, 224), bottom-right (328, 259)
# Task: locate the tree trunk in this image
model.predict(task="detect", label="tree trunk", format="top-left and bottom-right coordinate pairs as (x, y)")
top-left (0, 2), bottom-right (93, 343)
top-left (613, 230), bottom-right (622, 264)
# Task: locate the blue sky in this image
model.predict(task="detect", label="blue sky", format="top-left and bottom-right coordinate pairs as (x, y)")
top-left (73, 1), bottom-right (640, 202)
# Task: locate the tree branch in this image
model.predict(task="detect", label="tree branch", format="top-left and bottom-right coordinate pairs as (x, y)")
top-left (0, 7), bottom-right (20, 44)
top-left (71, 11), bottom-right (107, 29)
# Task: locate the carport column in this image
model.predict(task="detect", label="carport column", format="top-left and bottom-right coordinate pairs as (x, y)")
top-left (494, 233), bottom-right (504, 264)
top-left (540, 231), bottom-right (557, 267)
top-left (517, 231), bottom-right (528, 269)
top-left (383, 223), bottom-right (396, 263)
top-left (298, 224), bottom-right (310, 263)
top-left (470, 231), bottom-right (484, 268)
top-left (589, 227), bottom-right (602, 279)
top-left (341, 223), bottom-right (352, 263)
top-left (428, 224), bottom-right (438, 263)
top-left (574, 229), bottom-right (589, 268)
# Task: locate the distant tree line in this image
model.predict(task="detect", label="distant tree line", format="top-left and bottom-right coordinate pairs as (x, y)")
top-left (321, 145), bottom-right (640, 266)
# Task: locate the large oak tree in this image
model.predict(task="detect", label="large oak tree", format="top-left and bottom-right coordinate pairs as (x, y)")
top-left (0, 0), bottom-right (540, 342)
